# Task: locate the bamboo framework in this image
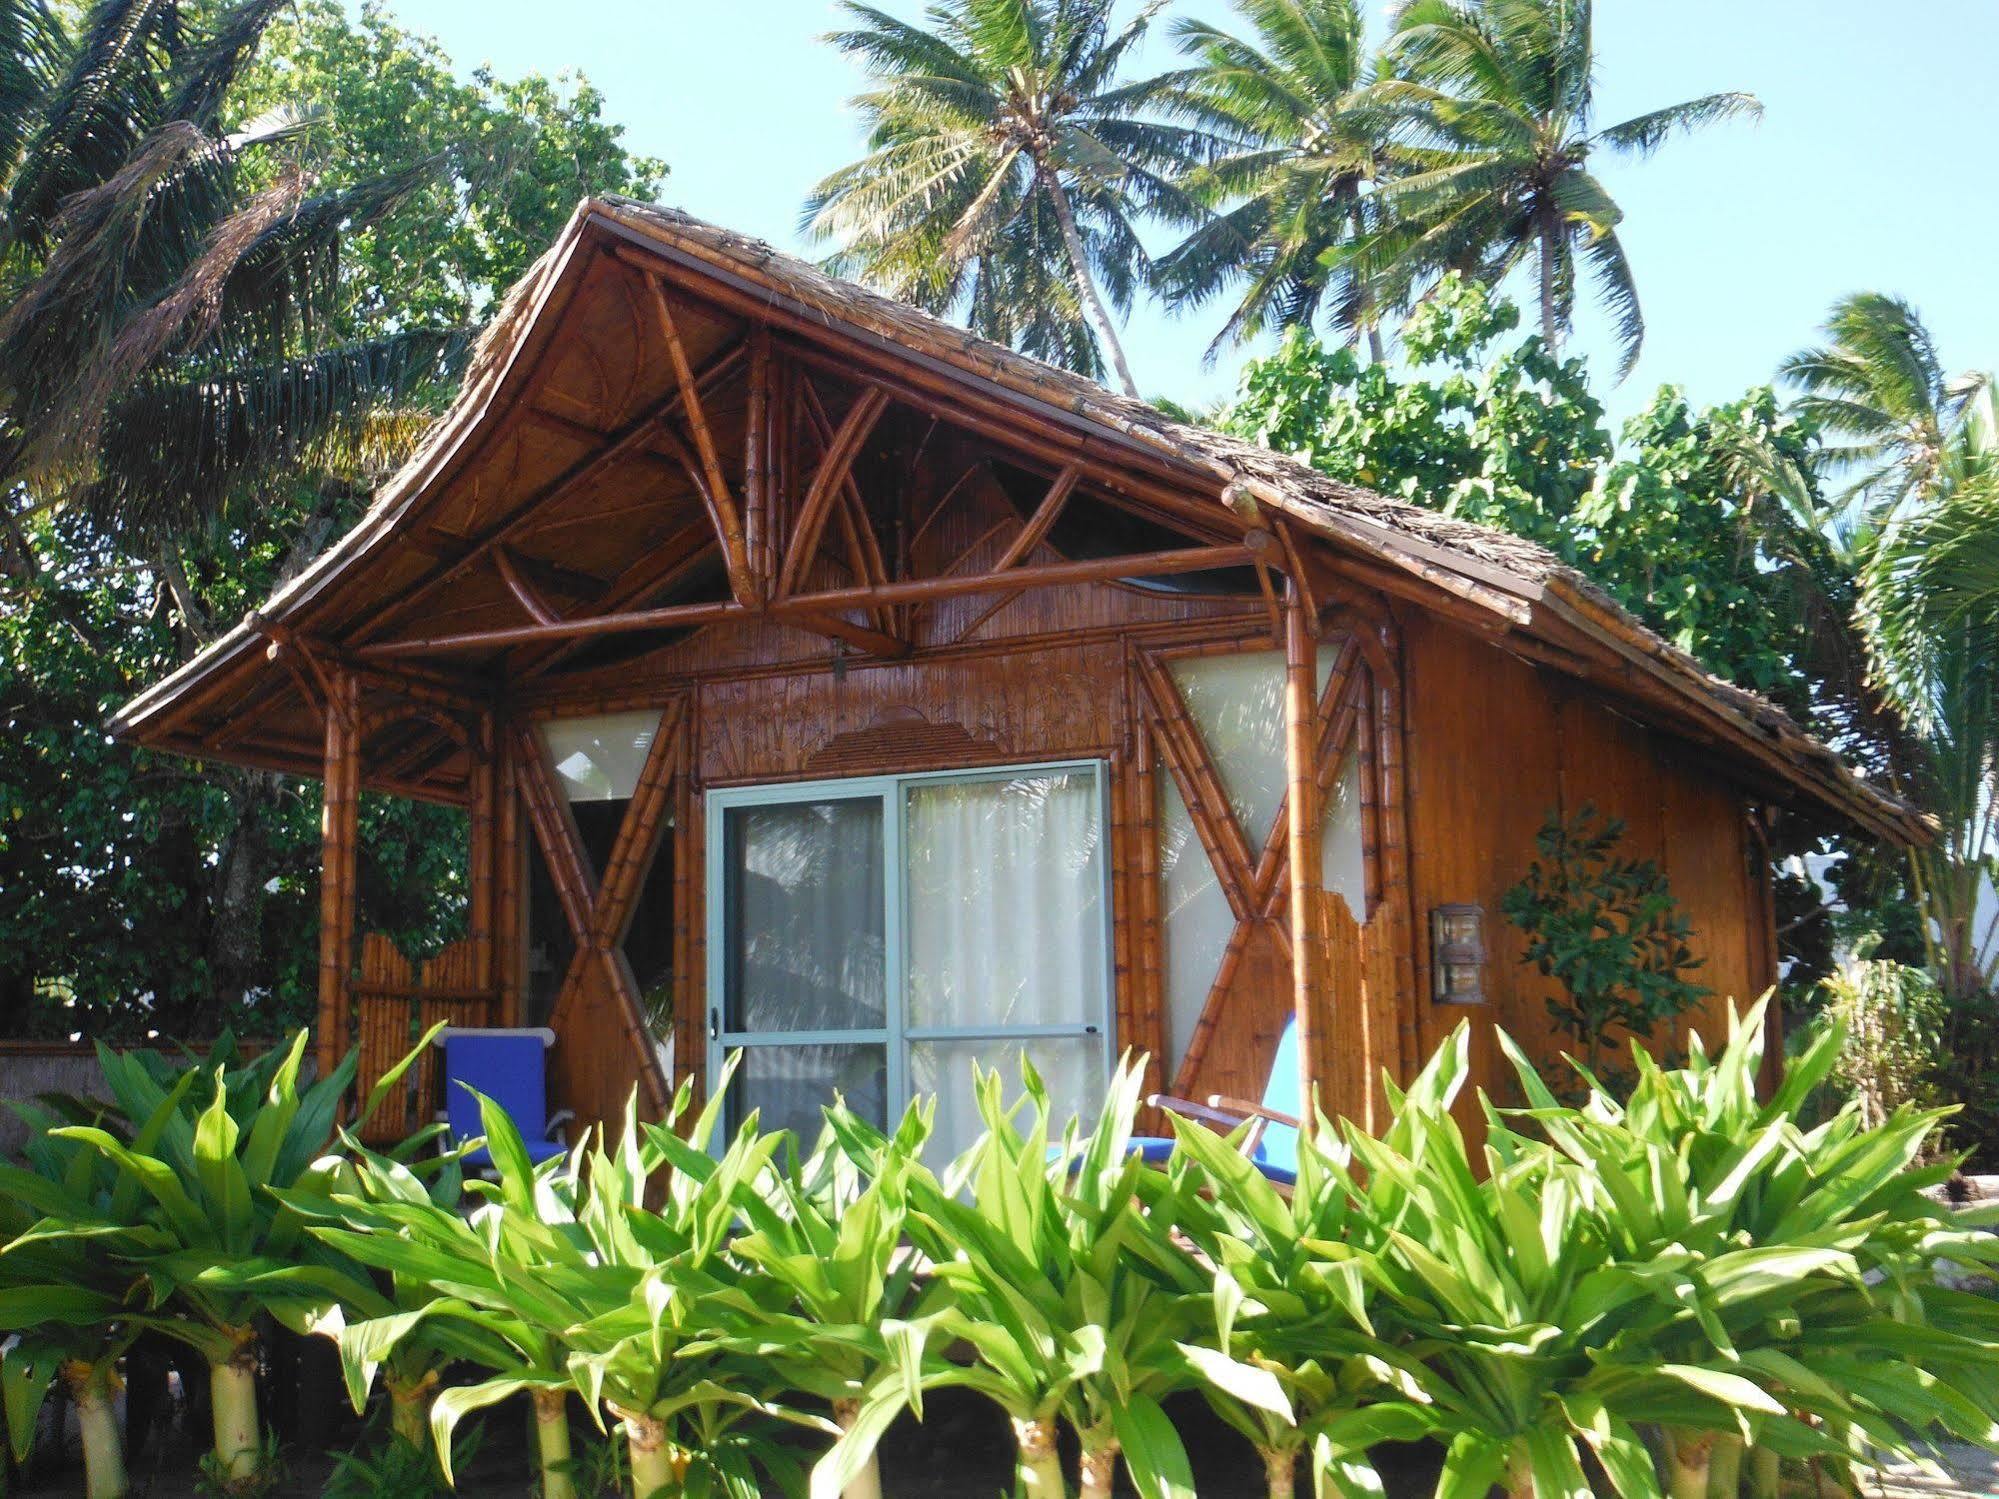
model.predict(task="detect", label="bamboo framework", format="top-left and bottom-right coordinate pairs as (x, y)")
top-left (170, 197), bottom-right (1880, 1147)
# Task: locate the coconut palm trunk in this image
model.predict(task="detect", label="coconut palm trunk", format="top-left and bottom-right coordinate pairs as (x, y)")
top-left (1537, 218), bottom-right (1561, 353)
top-left (1039, 168), bottom-right (1141, 399)
top-left (63, 1360), bottom-right (128, 1499)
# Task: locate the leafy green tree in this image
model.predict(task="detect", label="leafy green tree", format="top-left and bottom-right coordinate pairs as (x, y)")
top-left (234, 0), bottom-right (667, 334)
top-left (1354, 0), bottom-right (1759, 373)
top-left (1151, 0), bottom-right (1394, 359)
top-left (806, 0), bottom-right (1211, 395)
top-left (0, 4), bottom-right (665, 1039)
top-left (1218, 276), bottom-right (1877, 1003)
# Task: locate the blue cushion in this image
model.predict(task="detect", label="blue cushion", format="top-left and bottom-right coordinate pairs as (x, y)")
top-left (1122, 1134), bottom-right (1296, 1186)
top-left (443, 1032), bottom-right (557, 1160)
top-left (458, 1135), bottom-right (568, 1171)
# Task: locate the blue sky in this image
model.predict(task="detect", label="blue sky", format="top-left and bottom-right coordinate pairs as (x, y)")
top-left (374, 0), bottom-right (1999, 428)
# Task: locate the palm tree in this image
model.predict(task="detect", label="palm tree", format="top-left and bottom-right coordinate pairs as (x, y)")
top-left (1782, 293), bottom-right (1999, 1005)
top-left (1351, 0), bottom-right (1758, 376)
top-left (1151, 0), bottom-right (1395, 361)
top-left (805, 0), bottom-right (1214, 397)
top-left (0, 0), bottom-right (467, 561)
top-left (1782, 291), bottom-right (1987, 522)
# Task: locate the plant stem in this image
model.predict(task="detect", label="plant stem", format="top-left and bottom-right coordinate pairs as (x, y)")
top-left (208, 1339), bottom-right (261, 1484)
top-left (1505, 1447), bottom-right (1534, 1499)
top-left (831, 1397), bottom-right (885, 1499)
top-left (621, 1410), bottom-right (686, 1499)
top-left (1748, 1444), bottom-right (1781, 1499)
top-left (1261, 1444), bottom-right (1297, 1499)
top-left (63, 1360), bottom-right (128, 1499)
top-left (532, 1387), bottom-right (577, 1499)
top-left (1709, 1434), bottom-right (1744, 1498)
top-left (1666, 1429), bottom-right (1715, 1499)
top-left (1077, 1426), bottom-right (1119, 1499)
top-left (1012, 1415), bottom-right (1068, 1499)
top-left (387, 1369), bottom-right (436, 1450)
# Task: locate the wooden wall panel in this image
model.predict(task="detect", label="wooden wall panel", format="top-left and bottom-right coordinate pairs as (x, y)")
top-left (1401, 614), bottom-right (1563, 1124)
top-left (693, 637), bottom-right (1127, 785)
top-left (1400, 613), bottom-right (1775, 1122)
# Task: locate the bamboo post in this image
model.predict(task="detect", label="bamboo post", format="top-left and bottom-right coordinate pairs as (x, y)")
top-left (1284, 584), bottom-right (1328, 1138)
top-left (316, 672), bottom-right (362, 1081)
top-left (495, 727), bottom-right (525, 1027)
top-left (467, 715), bottom-right (497, 994)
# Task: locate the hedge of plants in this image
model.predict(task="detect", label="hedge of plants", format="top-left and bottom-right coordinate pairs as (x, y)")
top-left (0, 999), bottom-right (1994, 1499)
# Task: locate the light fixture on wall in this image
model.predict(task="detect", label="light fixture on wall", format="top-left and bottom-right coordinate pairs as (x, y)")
top-left (1430, 903), bottom-right (1487, 1004)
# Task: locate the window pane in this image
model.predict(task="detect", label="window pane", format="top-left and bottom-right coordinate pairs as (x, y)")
top-left (724, 799), bottom-right (885, 1034)
top-left (730, 1043), bottom-right (886, 1141)
top-left (908, 1033), bottom-right (1105, 1164)
top-left (544, 712), bottom-right (665, 803)
top-left (1323, 755), bottom-right (1368, 921)
top-left (1168, 651), bottom-right (1331, 843)
top-left (904, 771), bottom-right (1105, 1031)
top-left (1158, 771), bottom-right (1232, 1080)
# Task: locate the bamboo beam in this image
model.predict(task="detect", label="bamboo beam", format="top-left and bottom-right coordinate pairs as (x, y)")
top-left (493, 545), bottom-right (561, 627)
top-left (779, 384), bottom-right (890, 598)
top-left (516, 522), bottom-right (719, 679)
top-left (1284, 584), bottom-right (1328, 1137)
top-left (640, 272), bottom-right (755, 605)
top-left (799, 380), bottom-right (896, 635)
top-left (590, 701), bottom-right (685, 947)
top-left (357, 342), bottom-right (747, 645)
top-left (468, 716), bottom-right (497, 991)
top-left (316, 671), bottom-right (362, 1081)
top-left (744, 327), bottom-right (773, 598)
top-left (791, 611), bottom-right (912, 659)
top-left (355, 544), bottom-right (1253, 659)
top-left (512, 724), bottom-right (598, 944)
top-left (951, 464), bottom-right (1083, 643)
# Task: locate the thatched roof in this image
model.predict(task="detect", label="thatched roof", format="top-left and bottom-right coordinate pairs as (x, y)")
top-left (111, 196), bottom-right (1928, 845)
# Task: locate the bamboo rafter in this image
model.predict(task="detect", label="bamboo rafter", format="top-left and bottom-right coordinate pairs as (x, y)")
top-left (779, 383), bottom-right (889, 598)
top-left (639, 271), bottom-right (755, 606)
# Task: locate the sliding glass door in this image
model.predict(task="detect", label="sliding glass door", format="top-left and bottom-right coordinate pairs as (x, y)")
top-left (707, 761), bottom-right (1111, 1158)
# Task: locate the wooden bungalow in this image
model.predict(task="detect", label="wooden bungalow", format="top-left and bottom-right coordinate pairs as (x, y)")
top-left (111, 199), bottom-right (1923, 1153)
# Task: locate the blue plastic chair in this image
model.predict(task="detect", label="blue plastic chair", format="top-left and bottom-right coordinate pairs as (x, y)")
top-left (1136, 1018), bottom-right (1303, 1187)
top-left (435, 1028), bottom-right (573, 1171)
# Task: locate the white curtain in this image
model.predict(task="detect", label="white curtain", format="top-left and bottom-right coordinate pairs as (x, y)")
top-left (903, 772), bottom-right (1104, 1030)
top-left (904, 771), bottom-right (1106, 1161)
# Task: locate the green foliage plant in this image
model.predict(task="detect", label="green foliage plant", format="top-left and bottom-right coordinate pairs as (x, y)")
top-left (727, 1099), bottom-right (940, 1499)
top-left (824, 1056), bottom-right (1284, 1499)
top-left (316, 1075), bottom-right (825, 1499)
top-left (1502, 804), bottom-right (1709, 1093)
top-left (1819, 952), bottom-right (1949, 1131)
top-left (21, 1032), bottom-right (424, 1492)
top-left (1491, 998), bottom-right (1999, 1497)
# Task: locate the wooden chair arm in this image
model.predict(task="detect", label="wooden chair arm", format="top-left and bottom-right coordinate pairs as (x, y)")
top-left (1145, 1094), bottom-right (1250, 1132)
top-left (1204, 1095), bottom-right (1301, 1130)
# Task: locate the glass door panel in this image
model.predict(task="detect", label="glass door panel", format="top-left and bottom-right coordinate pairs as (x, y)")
top-left (734, 1042), bottom-right (888, 1143)
top-left (718, 794), bottom-right (887, 1134)
top-left (723, 797), bottom-right (886, 1034)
